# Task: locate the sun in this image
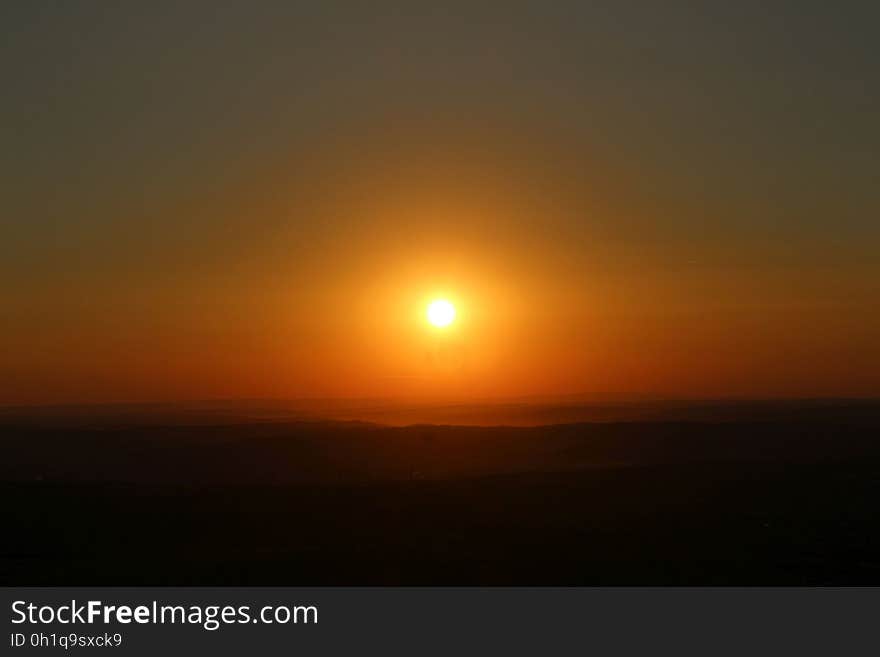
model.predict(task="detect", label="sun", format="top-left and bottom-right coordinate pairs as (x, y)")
top-left (427, 299), bottom-right (456, 327)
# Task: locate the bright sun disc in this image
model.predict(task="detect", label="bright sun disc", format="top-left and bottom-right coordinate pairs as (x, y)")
top-left (427, 299), bottom-right (456, 327)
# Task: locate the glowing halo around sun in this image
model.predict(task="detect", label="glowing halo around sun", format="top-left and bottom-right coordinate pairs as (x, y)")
top-left (427, 299), bottom-right (456, 327)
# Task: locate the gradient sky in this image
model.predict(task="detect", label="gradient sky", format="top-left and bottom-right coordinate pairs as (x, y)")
top-left (2, 1), bottom-right (878, 404)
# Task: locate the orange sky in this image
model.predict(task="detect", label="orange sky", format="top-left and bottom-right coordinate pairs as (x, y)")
top-left (2, 5), bottom-right (879, 405)
top-left (4, 123), bottom-right (878, 405)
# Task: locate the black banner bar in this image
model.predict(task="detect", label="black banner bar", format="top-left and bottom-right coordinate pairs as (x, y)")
top-left (3, 588), bottom-right (877, 655)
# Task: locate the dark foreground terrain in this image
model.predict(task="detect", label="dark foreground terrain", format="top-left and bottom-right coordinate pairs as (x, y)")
top-left (2, 400), bottom-right (880, 584)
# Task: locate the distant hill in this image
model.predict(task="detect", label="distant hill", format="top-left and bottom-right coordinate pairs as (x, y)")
top-left (2, 400), bottom-right (880, 485)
